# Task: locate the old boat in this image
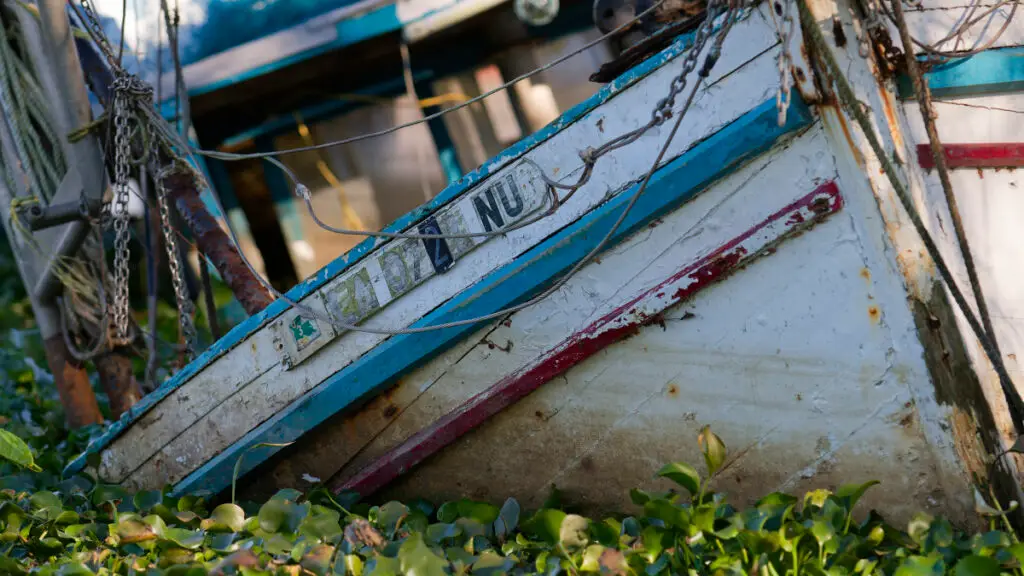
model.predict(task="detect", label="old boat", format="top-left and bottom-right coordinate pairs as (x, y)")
top-left (67, 0), bottom-right (1024, 523)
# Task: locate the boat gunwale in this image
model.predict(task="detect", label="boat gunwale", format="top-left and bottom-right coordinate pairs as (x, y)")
top-left (65, 16), bottom-right (746, 477)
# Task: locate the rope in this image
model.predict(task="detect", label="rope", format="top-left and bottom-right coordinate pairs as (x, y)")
top-left (796, 0), bottom-right (1024, 432)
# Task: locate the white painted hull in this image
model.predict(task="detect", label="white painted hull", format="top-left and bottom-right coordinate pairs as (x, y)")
top-left (72, 0), bottom-right (1024, 525)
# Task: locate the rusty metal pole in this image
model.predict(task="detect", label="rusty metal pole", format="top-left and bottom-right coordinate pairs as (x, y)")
top-left (95, 350), bottom-right (144, 418)
top-left (43, 335), bottom-right (103, 427)
top-left (161, 170), bottom-right (275, 315)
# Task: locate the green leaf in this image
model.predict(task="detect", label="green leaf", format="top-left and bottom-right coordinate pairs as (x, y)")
top-left (115, 515), bottom-right (156, 544)
top-left (29, 490), bottom-right (61, 510)
top-left (426, 522), bottom-right (462, 545)
top-left (907, 513), bottom-right (934, 545)
top-left (398, 532), bottom-right (448, 576)
top-left (589, 519), bottom-right (619, 547)
top-left (92, 484), bottom-right (128, 507)
top-left (522, 509), bottom-right (567, 544)
top-left (810, 519), bottom-right (836, 546)
top-left (133, 490), bottom-right (163, 512)
top-left (301, 507), bottom-right (343, 541)
top-left (835, 481), bottom-right (880, 513)
top-left (629, 488), bottom-right (652, 506)
top-left (493, 498), bottom-right (520, 540)
top-left (0, 429), bottom-right (40, 472)
top-left (559, 514), bottom-right (589, 549)
top-left (0, 555), bottom-right (27, 575)
top-left (697, 425), bottom-right (727, 477)
top-left (258, 498), bottom-right (309, 534)
top-left (581, 544), bottom-right (605, 572)
top-left (162, 526), bottom-right (206, 549)
top-left (895, 555), bottom-right (944, 576)
top-left (376, 501), bottom-right (409, 536)
top-left (472, 551), bottom-right (514, 576)
top-left (954, 555), bottom-right (1000, 576)
top-left (344, 554), bottom-right (365, 576)
top-left (656, 462), bottom-right (700, 496)
top-left (302, 544), bottom-right (336, 576)
top-left (641, 525), bottom-right (665, 563)
top-left (207, 503), bottom-right (246, 532)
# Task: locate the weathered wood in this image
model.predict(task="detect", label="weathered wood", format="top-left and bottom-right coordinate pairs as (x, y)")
top-left (334, 181), bottom-right (845, 497)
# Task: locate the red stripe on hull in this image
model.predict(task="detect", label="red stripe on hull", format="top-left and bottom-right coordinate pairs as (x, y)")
top-left (333, 181), bottom-right (844, 497)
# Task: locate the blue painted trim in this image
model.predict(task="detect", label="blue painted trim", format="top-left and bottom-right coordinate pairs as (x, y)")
top-left (896, 46), bottom-right (1024, 99)
top-left (63, 27), bottom-right (735, 477)
top-left (173, 96), bottom-right (815, 496)
top-left (154, 3), bottom-right (401, 111)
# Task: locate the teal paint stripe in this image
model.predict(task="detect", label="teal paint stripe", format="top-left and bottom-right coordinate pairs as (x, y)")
top-left (154, 3), bottom-right (400, 108)
top-left (63, 26), bottom-right (733, 477)
top-left (896, 46), bottom-right (1024, 99)
top-left (173, 96), bottom-right (815, 497)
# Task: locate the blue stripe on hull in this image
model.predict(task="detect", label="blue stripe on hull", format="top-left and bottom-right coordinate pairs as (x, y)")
top-left (896, 46), bottom-right (1024, 100)
top-left (173, 96), bottom-right (816, 496)
top-left (64, 26), bottom-right (727, 477)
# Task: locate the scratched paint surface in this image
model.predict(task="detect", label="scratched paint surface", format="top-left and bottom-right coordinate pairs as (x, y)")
top-left (96, 13), bottom-right (786, 490)
top-left (241, 126), bottom-right (975, 524)
top-left (882, 1), bottom-right (1024, 54)
top-left (901, 93), bottom-right (1024, 390)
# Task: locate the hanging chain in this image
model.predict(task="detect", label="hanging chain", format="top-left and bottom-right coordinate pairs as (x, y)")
top-left (153, 160), bottom-right (197, 359)
top-left (110, 73), bottom-right (155, 346)
top-left (77, 0), bottom-right (118, 66)
top-left (110, 86), bottom-right (133, 345)
top-left (768, 0), bottom-right (795, 125)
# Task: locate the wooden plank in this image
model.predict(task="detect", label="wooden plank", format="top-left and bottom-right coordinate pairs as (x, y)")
top-left (169, 93), bottom-right (816, 497)
top-left (67, 13), bottom-right (781, 483)
top-left (917, 143), bottom-right (1024, 169)
top-left (335, 181), bottom-right (844, 497)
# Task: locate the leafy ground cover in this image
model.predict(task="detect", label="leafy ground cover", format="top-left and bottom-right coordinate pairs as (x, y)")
top-left (0, 241), bottom-right (1020, 575)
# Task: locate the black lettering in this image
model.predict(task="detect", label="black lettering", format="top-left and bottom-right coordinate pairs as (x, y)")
top-left (496, 175), bottom-right (524, 218)
top-left (472, 188), bottom-right (504, 232)
top-left (419, 216), bottom-right (454, 274)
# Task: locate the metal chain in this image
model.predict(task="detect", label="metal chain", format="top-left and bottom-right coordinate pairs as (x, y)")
top-left (110, 72), bottom-right (154, 345)
top-left (110, 87), bottom-right (132, 345)
top-left (768, 0), bottom-right (795, 125)
top-left (153, 160), bottom-right (197, 359)
top-left (77, 0), bottom-right (117, 66)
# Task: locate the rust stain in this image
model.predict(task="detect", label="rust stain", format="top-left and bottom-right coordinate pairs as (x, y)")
top-left (825, 106), bottom-right (866, 167)
top-left (1009, 354), bottom-right (1017, 361)
top-left (666, 383), bottom-right (679, 397)
top-left (859, 267), bottom-right (871, 281)
top-left (868, 305), bottom-right (881, 323)
top-left (876, 91), bottom-right (904, 152)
